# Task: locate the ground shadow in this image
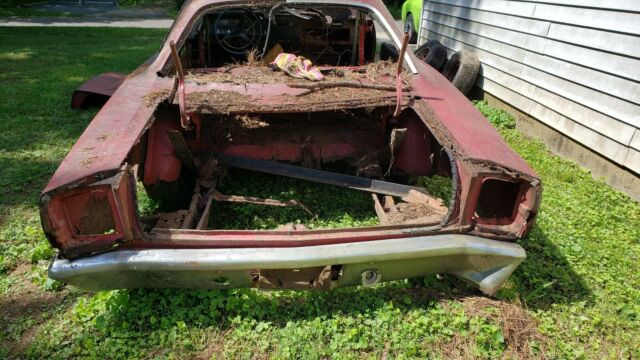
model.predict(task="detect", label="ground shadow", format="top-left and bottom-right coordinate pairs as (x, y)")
top-left (0, 267), bottom-right (81, 359)
top-left (96, 221), bottom-right (589, 334)
top-left (510, 226), bottom-right (591, 310)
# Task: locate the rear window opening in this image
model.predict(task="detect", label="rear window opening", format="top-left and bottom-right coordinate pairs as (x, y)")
top-left (174, 4), bottom-right (398, 70)
top-left (130, 106), bottom-right (454, 232)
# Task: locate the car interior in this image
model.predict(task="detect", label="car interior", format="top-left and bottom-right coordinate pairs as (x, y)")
top-left (176, 4), bottom-right (399, 69)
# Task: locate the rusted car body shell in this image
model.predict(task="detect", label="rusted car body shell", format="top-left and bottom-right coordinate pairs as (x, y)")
top-left (42, 0), bottom-right (541, 295)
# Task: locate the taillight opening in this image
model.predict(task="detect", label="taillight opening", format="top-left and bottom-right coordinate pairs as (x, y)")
top-left (474, 178), bottom-right (522, 225)
top-left (62, 189), bottom-right (117, 236)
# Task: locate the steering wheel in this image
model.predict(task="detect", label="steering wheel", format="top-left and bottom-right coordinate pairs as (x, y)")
top-left (213, 8), bottom-right (263, 55)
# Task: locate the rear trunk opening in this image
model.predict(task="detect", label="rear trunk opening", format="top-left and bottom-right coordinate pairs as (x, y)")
top-left (132, 104), bottom-right (455, 233)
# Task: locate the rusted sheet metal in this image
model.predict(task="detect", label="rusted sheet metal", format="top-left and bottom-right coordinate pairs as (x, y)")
top-left (409, 74), bottom-right (536, 177)
top-left (43, 75), bottom-right (173, 194)
top-left (71, 72), bottom-right (126, 109)
top-left (143, 113), bottom-right (182, 184)
top-left (256, 266), bottom-right (333, 290)
top-left (141, 223), bottom-right (461, 249)
top-left (41, 168), bottom-right (141, 258)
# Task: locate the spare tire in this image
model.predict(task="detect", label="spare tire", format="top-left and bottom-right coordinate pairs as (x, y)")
top-left (442, 50), bottom-right (480, 95)
top-left (414, 40), bottom-right (447, 71)
top-left (379, 41), bottom-right (399, 61)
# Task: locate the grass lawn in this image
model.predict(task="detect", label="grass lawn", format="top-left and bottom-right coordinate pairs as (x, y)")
top-left (380, 0), bottom-right (403, 19)
top-left (1, 27), bottom-right (639, 359)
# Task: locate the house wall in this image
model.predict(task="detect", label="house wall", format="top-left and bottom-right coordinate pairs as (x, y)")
top-left (418, 0), bottom-right (640, 194)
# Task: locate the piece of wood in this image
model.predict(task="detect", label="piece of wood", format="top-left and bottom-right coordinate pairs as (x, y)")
top-left (213, 191), bottom-right (313, 215)
top-left (533, 4), bottom-right (640, 35)
top-left (401, 189), bottom-right (447, 212)
top-left (624, 148), bottom-right (640, 175)
top-left (383, 195), bottom-right (397, 212)
top-left (371, 194), bottom-right (389, 224)
top-left (547, 23), bottom-right (640, 59)
top-left (181, 182), bottom-right (201, 229)
top-left (630, 130), bottom-right (640, 152)
top-left (528, 101), bottom-right (629, 165)
top-left (480, 64), bottom-right (637, 143)
top-left (425, 12), bottom-right (547, 53)
top-left (195, 188), bottom-right (215, 230)
top-left (523, 0), bottom-right (640, 12)
top-left (167, 130), bottom-right (196, 171)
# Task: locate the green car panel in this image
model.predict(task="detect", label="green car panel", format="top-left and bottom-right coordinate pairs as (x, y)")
top-left (401, 0), bottom-right (422, 30)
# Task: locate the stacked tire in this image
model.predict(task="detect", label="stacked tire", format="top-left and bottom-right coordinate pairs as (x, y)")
top-left (414, 40), bottom-right (480, 96)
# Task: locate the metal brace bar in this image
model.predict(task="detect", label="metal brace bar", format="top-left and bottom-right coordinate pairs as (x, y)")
top-left (215, 153), bottom-right (427, 198)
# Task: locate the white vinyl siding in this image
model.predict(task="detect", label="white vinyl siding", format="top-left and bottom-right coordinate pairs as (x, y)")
top-left (419, 0), bottom-right (640, 174)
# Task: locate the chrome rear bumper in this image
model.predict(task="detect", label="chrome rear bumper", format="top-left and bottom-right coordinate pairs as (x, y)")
top-left (49, 234), bottom-right (525, 296)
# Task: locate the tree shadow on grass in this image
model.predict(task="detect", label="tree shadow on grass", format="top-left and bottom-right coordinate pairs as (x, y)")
top-left (0, 266), bottom-right (81, 359)
top-left (510, 226), bottom-right (592, 310)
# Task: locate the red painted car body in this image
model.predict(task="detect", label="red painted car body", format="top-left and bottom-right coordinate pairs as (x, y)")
top-left (42, 0), bottom-right (541, 295)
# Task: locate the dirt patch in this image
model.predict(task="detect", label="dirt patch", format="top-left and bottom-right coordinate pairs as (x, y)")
top-left (0, 265), bottom-right (76, 358)
top-left (96, 132), bottom-right (118, 142)
top-left (234, 114), bottom-right (270, 129)
top-left (144, 89), bottom-right (172, 107)
top-left (375, 191), bottom-right (448, 225)
top-left (387, 201), bottom-right (447, 224)
top-left (80, 155), bottom-right (100, 169)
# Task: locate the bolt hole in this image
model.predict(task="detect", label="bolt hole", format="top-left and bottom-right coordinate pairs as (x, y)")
top-left (212, 276), bottom-right (230, 286)
top-left (361, 269), bottom-right (380, 287)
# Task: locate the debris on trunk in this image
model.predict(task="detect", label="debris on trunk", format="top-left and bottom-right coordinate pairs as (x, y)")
top-left (372, 190), bottom-right (447, 225)
top-left (153, 210), bottom-right (190, 229)
top-left (186, 60), bottom-right (407, 86)
top-left (270, 53), bottom-right (324, 81)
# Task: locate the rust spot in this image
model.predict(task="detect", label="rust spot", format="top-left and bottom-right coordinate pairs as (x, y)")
top-left (96, 133), bottom-right (117, 142)
top-left (257, 266), bottom-right (333, 290)
top-left (80, 155), bottom-right (99, 168)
